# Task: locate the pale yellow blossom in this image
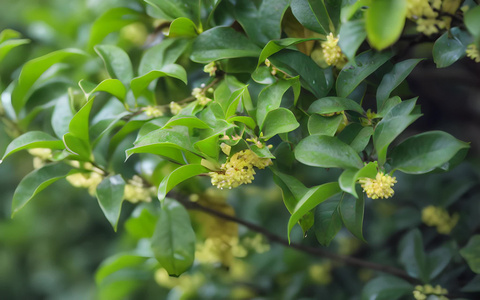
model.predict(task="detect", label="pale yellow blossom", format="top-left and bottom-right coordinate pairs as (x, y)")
top-left (321, 33), bottom-right (347, 68)
top-left (358, 172), bottom-right (397, 199)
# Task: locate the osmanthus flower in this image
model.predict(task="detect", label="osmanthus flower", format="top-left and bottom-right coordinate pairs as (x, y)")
top-left (209, 149), bottom-right (272, 189)
top-left (358, 171), bottom-right (397, 199)
top-left (203, 61), bottom-right (217, 76)
top-left (413, 284), bottom-right (449, 300)
top-left (143, 105), bottom-right (163, 118)
top-left (406, 0), bottom-right (447, 35)
top-left (169, 101), bottom-right (183, 115)
top-left (66, 172), bottom-right (103, 196)
top-left (123, 175), bottom-right (155, 203)
top-left (321, 32), bottom-right (347, 68)
top-left (421, 205), bottom-right (459, 234)
top-left (192, 87), bottom-right (212, 105)
top-left (466, 44), bottom-right (480, 63)
top-left (28, 148), bottom-right (52, 169)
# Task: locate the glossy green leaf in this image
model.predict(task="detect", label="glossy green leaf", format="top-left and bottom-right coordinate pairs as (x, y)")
top-left (465, 6), bottom-right (480, 38)
top-left (307, 114), bottom-right (343, 136)
top-left (51, 95), bottom-right (74, 138)
top-left (190, 27), bottom-right (261, 63)
top-left (138, 38), bottom-right (190, 75)
top-left (390, 131), bottom-right (469, 174)
top-left (336, 50), bottom-right (392, 98)
top-left (168, 17), bottom-right (198, 38)
top-left (270, 50), bottom-right (333, 98)
top-left (0, 39), bottom-right (30, 63)
top-left (151, 199), bottom-right (196, 276)
top-left (11, 163), bottom-right (75, 217)
top-left (224, 86), bottom-right (249, 118)
top-left (95, 45), bottom-right (133, 85)
top-left (257, 79), bottom-right (299, 128)
top-left (308, 97), bottom-right (364, 115)
top-left (125, 207), bottom-right (158, 239)
top-left (272, 169), bottom-right (309, 213)
top-left (145, 0), bottom-right (199, 22)
top-left (295, 135), bottom-right (363, 169)
top-left (96, 254), bottom-right (150, 285)
top-left (288, 182), bottom-right (341, 242)
top-left (233, 0), bottom-right (291, 45)
top-left (361, 276), bottom-right (413, 300)
top-left (290, 0), bottom-right (331, 35)
top-left (79, 79), bottom-right (127, 102)
top-left (11, 48), bottom-right (85, 114)
top-left (68, 98), bottom-right (94, 143)
top-left (251, 66), bottom-right (276, 84)
top-left (194, 135), bottom-right (220, 159)
top-left (365, 0), bottom-right (406, 50)
top-left (262, 108), bottom-right (300, 139)
top-left (163, 116), bottom-right (210, 129)
top-left (158, 165), bottom-right (209, 203)
top-left (433, 27), bottom-right (472, 68)
top-left (0, 29), bottom-right (21, 43)
top-left (350, 126), bottom-right (373, 153)
top-left (340, 192), bottom-right (365, 241)
top-left (88, 7), bottom-right (142, 50)
top-left (63, 133), bottom-right (91, 159)
top-left (460, 235), bottom-right (480, 274)
top-left (131, 64), bottom-right (187, 99)
top-left (338, 19), bottom-right (366, 64)
top-left (1, 131), bottom-right (64, 162)
top-left (376, 59), bottom-right (423, 109)
top-left (399, 229), bottom-right (429, 282)
top-left (339, 161), bottom-right (377, 198)
top-left (257, 38), bottom-right (321, 68)
top-left (228, 116), bottom-right (256, 130)
top-left (314, 197), bottom-right (342, 246)
top-left (96, 175), bottom-right (125, 232)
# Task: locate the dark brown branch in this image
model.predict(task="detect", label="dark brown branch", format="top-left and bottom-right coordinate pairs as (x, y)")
top-left (174, 196), bottom-right (421, 285)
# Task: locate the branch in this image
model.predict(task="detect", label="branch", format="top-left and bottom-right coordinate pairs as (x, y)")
top-left (174, 196), bottom-right (421, 285)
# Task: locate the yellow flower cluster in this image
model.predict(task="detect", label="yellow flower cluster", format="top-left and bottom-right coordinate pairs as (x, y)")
top-left (358, 172), bottom-right (397, 199)
top-left (421, 205), bottom-right (459, 234)
top-left (66, 172), bottom-right (103, 196)
top-left (209, 149), bottom-right (272, 189)
top-left (413, 284), bottom-right (449, 300)
top-left (154, 268), bottom-right (204, 295)
top-left (321, 33), bottom-right (347, 68)
top-left (308, 262), bottom-right (333, 285)
top-left (466, 44), bottom-right (480, 63)
top-left (203, 61), bottom-right (217, 76)
top-left (169, 101), bottom-right (183, 115)
top-left (28, 148), bottom-right (53, 169)
top-left (406, 0), bottom-right (447, 35)
top-left (144, 105), bottom-right (163, 117)
top-left (192, 87), bottom-right (212, 105)
top-left (123, 175), bottom-right (155, 203)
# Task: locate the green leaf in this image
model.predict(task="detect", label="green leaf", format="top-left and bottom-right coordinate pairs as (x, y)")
top-left (262, 108), bottom-right (300, 139)
top-left (361, 276), bottom-right (413, 300)
top-left (163, 116), bottom-right (210, 129)
top-left (168, 17), bottom-right (198, 38)
top-left (131, 64), bottom-right (187, 99)
top-left (145, 0), bottom-right (199, 22)
top-left (96, 254), bottom-right (150, 285)
top-left (307, 114), bottom-right (343, 136)
top-left (0, 29), bottom-right (21, 43)
top-left (1, 131), bottom-right (64, 162)
top-left (151, 199), bottom-right (196, 276)
top-left (295, 135), bottom-right (364, 169)
top-left (269, 50), bottom-right (333, 98)
top-left (88, 7), bottom-right (142, 50)
top-left (11, 48), bottom-right (85, 114)
top-left (272, 169), bottom-right (309, 213)
top-left (288, 182), bottom-right (341, 242)
top-left (63, 98), bottom-right (95, 158)
top-left (390, 131), bottom-right (470, 174)
top-left (340, 192), bottom-right (365, 241)
top-left (399, 229), bottom-right (429, 282)
top-left (350, 126), bottom-right (373, 153)
top-left (11, 163), bottom-right (75, 217)
top-left (290, 0), bottom-right (331, 35)
top-left (314, 197), bottom-right (342, 246)
top-left (257, 79), bottom-right (300, 128)
top-left (338, 19), bottom-right (366, 64)
top-left (225, 86), bottom-right (249, 118)
top-left (365, 0), bottom-right (407, 50)
top-left (308, 97), bottom-right (364, 115)
top-left (339, 161), bottom-right (377, 198)
top-left (51, 95), bottom-right (74, 138)
top-left (336, 50), bottom-right (392, 98)
top-left (433, 27), bottom-right (472, 68)
top-left (233, 0), bottom-right (291, 45)
top-left (63, 133), bottom-right (91, 159)
top-left (465, 6), bottom-right (480, 38)
top-left (228, 116), bottom-right (256, 130)
top-left (96, 175), bottom-right (126, 232)
top-left (190, 27), bottom-right (261, 63)
top-left (95, 45), bottom-right (133, 86)
top-left (257, 38), bottom-right (322, 68)
top-left (461, 275), bottom-right (480, 292)
top-left (79, 79), bottom-right (127, 102)
top-left (158, 165), bottom-right (209, 203)
top-left (460, 235), bottom-right (480, 274)
top-left (376, 59), bottom-right (423, 109)
top-left (0, 39), bottom-right (30, 63)
top-left (138, 38), bottom-right (190, 75)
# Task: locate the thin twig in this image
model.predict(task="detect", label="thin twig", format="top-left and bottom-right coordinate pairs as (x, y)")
top-left (174, 195), bottom-right (421, 285)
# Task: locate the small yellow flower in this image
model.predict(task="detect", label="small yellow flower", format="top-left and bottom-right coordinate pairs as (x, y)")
top-left (169, 101), bottom-right (183, 115)
top-left (144, 106), bottom-right (163, 117)
top-left (123, 175), bottom-right (154, 203)
top-left (421, 205), bottom-right (459, 234)
top-left (203, 61), bottom-right (217, 76)
top-left (414, 284), bottom-right (449, 300)
top-left (358, 172), bottom-right (397, 199)
top-left (66, 172), bottom-right (103, 196)
top-left (321, 33), bottom-right (347, 68)
top-left (192, 87), bottom-right (212, 105)
top-left (466, 44), bottom-right (480, 63)
top-left (28, 148), bottom-right (53, 169)
top-left (308, 262), bottom-right (333, 285)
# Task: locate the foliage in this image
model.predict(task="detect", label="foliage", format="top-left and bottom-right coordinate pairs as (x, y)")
top-left (1, 0), bottom-right (480, 299)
